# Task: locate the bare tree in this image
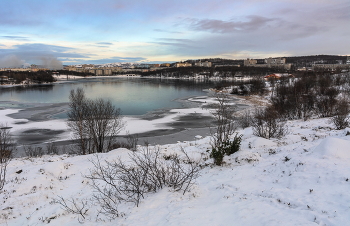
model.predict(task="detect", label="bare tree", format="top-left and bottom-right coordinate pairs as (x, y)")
top-left (331, 98), bottom-right (350, 130)
top-left (237, 110), bottom-right (253, 129)
top-left (209, 93), bottom-right (242, 165)
top-left (67, 88), bottom-right (124, 154)
top-left (0, 125), bottom-right (15, 190)
top-left (45, 142), bottom-right (59, 155)
top-left (84, 98), bottom-right (124, 153)
top-left (252, 107), bottom-right (287, 139)
top-left (23, 145), bottom-right (45, 157)
top-left (67, 88), bottom-right (90, 154)
top-left (210, 93), bottom-right (237, 150)
top-left (126, 131), bottom-right (138, 151)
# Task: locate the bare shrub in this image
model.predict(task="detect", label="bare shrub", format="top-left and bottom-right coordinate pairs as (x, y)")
top-left (52, 196), bottom-right (89, 223)
top-left (343, 84), bottom-right (350, 95)
top-left (67, 88), bottom-right (89, 154)
top-left (318, 74), bottom-right (333, 95)
top-left (65, 144), bottom-right (82, 155)
top-left (85, 148), bottom-right (200, 218)
top-left (210, 93), bottom-right (237, 151)
top-left (67, 88), bottom-right (124, 154)
top-left (0, 125), bottom-right (15, 190)
top-left (109, 141), bottom-right (131, 150)
top-left (237, 110), bottom-right (253, 128)
top-left (110, 133), bottom-right (139, 151)
top-left (270, 77), bottom-right (317, 120)
top-left (208, 133), bottom-right (243, 166)
top-left (23, 145), bottom-right (45, 157)
top-left (252, 107), bottom-right (287, 139)
top-left (209, 93), bottom-right (241, 165)
top-left (331, 99), bottom-right (350, 130)
top-left (126, 132), bottom-right (138, 151)
top-left (249, 77), bottom-right (266, 95)
top-left (230, 78), bottom-right (266, 96)
top-left (60, 145), bottom-right (66, 155)
top-left (316, 87), bottom-right (339, 117)
top-left (45, 142), bottom-right (59, 155)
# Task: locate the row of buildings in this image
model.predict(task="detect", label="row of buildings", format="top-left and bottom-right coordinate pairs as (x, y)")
top-left (245, 56), bottom-right (350, 71)
top-left (60, 61), bottom-right (214, 75)
top-left (2, 56), bottom-right (350, 75)
top-left (244, 57), bottom-right (292, 70)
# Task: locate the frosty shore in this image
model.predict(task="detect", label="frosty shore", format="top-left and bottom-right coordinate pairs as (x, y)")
top-left (1, 108), bottom-right (350, 225)
top-left (0, 89), bottom-right (247, 157)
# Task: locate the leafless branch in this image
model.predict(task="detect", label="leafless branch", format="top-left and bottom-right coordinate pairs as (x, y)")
top-left (85, 147), bottom-right (201, 218)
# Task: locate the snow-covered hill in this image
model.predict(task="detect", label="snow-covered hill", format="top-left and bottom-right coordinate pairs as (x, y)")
top-left (1, 116), bottom-right (350, 225)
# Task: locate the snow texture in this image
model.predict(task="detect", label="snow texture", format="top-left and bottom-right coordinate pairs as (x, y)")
top-left (1, 114), bottom-right (349, 225)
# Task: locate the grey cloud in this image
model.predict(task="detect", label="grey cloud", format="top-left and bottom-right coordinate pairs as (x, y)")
top-left (145, 38), bottom-right (203, 58)
top-left (158, 38), bottom-right (194, 43)
top-left (152, 38), bottom-right (197, 49)
top-left (0, 43), bottom-right (86, 59)
top-left (0, 16), bottom-right (41, 27)
top-left (189, 16), bottom-right (276, 33)
top-left (2, 36), bottom-right (30, 41)
top-left (82, 56), bottom-right (148, 64)
top-left (315, 3), bottom-right (350, 21)
top-left (280, 23), bottom-right (328, 40)
top-left (94, 42), bottom-right (114, 48)
top-left (151, 5), bottom-right (350, 59)
top-left (153, 29), bottom-right (183, 34)
top-left (96, 42), bottom-right (113, 45)
top-left (186, 12), bottom-right (331, 45)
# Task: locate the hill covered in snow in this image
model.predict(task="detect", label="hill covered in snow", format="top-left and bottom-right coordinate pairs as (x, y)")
top-left (1, 115), bottom-right (350, 225)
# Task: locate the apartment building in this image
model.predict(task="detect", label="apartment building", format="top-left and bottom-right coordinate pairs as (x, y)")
top-left (174, 62), bottom-right (192, 67)
top-left (243, 58), bottom-right (257, 66)
top-left (194, 61), bottom-right (212, 67)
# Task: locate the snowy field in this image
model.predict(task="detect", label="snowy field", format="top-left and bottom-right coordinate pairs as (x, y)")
top-left (1, 100), bottom-right (350, 225)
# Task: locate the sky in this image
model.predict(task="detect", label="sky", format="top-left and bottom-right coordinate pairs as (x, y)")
top-left (0, 0), bottom-right (349, 67)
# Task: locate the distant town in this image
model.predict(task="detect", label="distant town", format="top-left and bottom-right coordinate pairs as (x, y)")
top-left (0, 55), bottom-right (350, 85)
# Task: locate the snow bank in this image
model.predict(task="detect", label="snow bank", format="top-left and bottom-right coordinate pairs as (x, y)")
top-left (313, 137), bottom-right (350, 160)
top-left (1, 115), bottom-right (350, 225)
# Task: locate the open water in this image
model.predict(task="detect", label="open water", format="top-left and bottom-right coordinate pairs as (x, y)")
top-left (0, 77), bottom-right (229, 116)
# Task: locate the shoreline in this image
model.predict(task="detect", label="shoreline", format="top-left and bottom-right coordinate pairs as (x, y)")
top-left (2, 96), bottom-right (218, 157)
top-left (0, 77), bottom-right (251, 156)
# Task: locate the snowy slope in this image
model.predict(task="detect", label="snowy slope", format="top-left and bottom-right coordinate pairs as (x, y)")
top-left (1, 116), bottom-right (350, 226)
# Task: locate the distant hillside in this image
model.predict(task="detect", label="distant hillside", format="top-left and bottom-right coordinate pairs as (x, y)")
top-left (184, 58), bottom-right (244, 66)
top-left (284, 55), bottom-right (347, 67)
top-left (182, 55), bottom-right (347, 67)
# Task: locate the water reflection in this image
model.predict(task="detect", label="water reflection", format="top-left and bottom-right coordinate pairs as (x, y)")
top-left (2, 84), bottom-right (54, 93)
top-left (0, 78), bottom-right (228, 115)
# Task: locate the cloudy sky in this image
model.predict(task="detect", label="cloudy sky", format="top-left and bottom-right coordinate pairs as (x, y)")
top-left (0, 0), bottom-right (349, 66)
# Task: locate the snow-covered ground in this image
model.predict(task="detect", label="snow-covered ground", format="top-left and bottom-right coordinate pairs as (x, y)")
top-left (1, 105), bottom-right (350, 225)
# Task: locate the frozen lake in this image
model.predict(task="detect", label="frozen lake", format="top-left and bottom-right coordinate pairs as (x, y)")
top-left (0, 77), bottom-right (228, 116)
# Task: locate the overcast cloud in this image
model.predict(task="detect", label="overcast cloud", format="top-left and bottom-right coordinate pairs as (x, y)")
top-left (0, 0), bottom-right (349, 65)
